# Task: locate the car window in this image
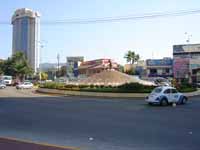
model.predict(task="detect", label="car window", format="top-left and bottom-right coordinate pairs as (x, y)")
top-left (164, 89), bottom-right (171, 94)
top-left (171, 89), bottom-right (178, 93)
top-left (152, 87), bottom-right (162, 93)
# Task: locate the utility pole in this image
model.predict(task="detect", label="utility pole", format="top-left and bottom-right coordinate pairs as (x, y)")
top-left (185, 32), bottom-right (192, 84)
top-left (37, 40), bottom-right (47, 81)
top-left (39, 43), bottom-right (44, 81)
top-left (185, 32), bottom-right (192, 53)
top-left (57, 53), bottom-right (60, 78)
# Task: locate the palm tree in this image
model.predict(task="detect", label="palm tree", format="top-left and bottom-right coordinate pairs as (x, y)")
top-left (0, 52), bottom-right (33, 80)
top-left (12, 52), bottom-right (33, 81)
top-left (124, 51), bottom-right (140, 64)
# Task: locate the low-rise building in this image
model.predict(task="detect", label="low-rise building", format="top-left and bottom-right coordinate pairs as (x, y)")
top-left (78, 59), bottom-right (119, 77)
top-left (146, 57), bottom-right (173, 78)
top-left (173, 44), bottom-right (200, 83)
top-left (124, 60), bottom-right (146, 77)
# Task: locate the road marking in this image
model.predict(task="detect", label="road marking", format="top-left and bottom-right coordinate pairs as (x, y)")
top-left (0, 137), bottom-right (80, 150)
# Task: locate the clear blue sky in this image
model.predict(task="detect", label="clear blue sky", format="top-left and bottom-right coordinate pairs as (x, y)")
top-left (1, 0), bottom-right (200, 64)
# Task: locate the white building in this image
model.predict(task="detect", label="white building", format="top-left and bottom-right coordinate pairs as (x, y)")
top-left (12, 8), bottom-right (40, 73)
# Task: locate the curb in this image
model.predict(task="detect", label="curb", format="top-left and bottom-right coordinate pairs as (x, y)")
top-left (36, 88), bottom-right (148, 98)
top-left (0, 137), bottom-right (79, 150)
top-left (36, 88), bottom-right (200, 99)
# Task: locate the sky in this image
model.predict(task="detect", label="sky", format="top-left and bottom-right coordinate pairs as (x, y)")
top-left (1, 0), bottom-right (200, 64)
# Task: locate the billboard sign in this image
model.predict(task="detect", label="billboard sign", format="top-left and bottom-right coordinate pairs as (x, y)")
top-left (146, 59), bottom-right (173, 66)
top-left (173, 44), bottom-right (200, 53)
top-left (173, 58), bottom-right (190, 78)
top-left (67, 57), bottom-right (84, 63)
top-left (73, 62), bottom-right (79, 77)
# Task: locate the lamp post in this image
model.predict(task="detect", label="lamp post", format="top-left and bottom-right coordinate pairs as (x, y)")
top-left (185, 32), bottom-right (192, 83)
top-left (185, 32), bottom-right (192, 53)
top-left (57, 53), bottom-right (60, 78)
top-left (37, 40), bottom-right (46, 81)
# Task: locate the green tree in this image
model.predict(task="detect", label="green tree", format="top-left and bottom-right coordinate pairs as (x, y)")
top-left (124, 51), bottom-right (140, 64)
top-left (60, 66), bottom-right (67, 77)
top-left (12, 52), bottom-right (33, 80)
top-left (2, 52), bottom-right (33, 81)
top-left (118, 65), bottom-right (124, 73)
top-left (0, 61), bottom-right (4, 75)
top-left (2, 57), bottom-right (14, 76)
top-left (40, 72), bottom-right (48, 81)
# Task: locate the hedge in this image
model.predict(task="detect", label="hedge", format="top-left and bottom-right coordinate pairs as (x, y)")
top-left (40, 82), bottom-right (156, 93)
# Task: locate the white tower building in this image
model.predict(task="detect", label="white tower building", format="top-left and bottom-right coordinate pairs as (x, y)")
top-left (12, 8), bottom-right (40, 73)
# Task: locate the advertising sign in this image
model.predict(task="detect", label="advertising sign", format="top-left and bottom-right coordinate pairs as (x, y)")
top-left (173, 58), bottom-right (190, 78)
top-left (146, 59), bottom-right (173, 66)
top-left (73, 62), bottom-right (79, 77)
top-left (173, 44), bottom-right (200, 53)
top-left (67, 57), bottom-right (84, 63)
top-left (190, 59), bottom-right (200, 69)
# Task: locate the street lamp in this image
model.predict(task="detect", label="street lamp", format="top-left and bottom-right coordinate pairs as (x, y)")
top-left (57, 53), bottom-right (60, 78)
top-left (185, 32), bottom-right (192, 53)
top-left (37, 40), bottom-right (47, 81)
top-left (184, 32), bottom-right (192, 83)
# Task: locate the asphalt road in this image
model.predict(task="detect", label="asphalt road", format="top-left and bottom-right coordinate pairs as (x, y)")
top-left (0, 87), bottom-right (200, 150)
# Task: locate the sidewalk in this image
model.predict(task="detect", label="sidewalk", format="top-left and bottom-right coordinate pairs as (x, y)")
top-left (0, 137), bottom-right (77, 150)
top-left (37, 88), bottom-right (200, 98)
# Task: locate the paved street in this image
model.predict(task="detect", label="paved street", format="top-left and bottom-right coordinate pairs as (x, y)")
top-left (0, 87), bottom-right (200, 150)
top-left (0, 86), bottom-right (49, 97)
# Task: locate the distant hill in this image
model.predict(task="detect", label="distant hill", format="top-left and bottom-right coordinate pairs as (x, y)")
top-left (40, 63), bottom-right (66, 71)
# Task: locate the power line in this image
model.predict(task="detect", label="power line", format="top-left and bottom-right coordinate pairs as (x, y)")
top-left (1, 8), bottom-right (200, 25)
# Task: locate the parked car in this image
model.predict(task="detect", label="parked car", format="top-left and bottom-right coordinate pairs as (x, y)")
top-left (196, 82), bottom-right (200, 88)
top-left (16, 82), bottom-right (33, 89)
top-left (2, 75), bottom-right (12, 86)
top-left (0, 81), bottom-right (6, 89)
top-left (145, 86), bottom-right (188, 106)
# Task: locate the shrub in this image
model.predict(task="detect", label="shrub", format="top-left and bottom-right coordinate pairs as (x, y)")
top-left (90, 84), bottom-right (94, 88)
top-left (100, 85), bottom-right (104, 88)
top-left (176, 83), bottom-right (196, 93)
top-left (118, 82), bottom-right (155, 93)
top-left (78, 84), bottom-right (89, 88)
top-left (41, 82), bottom-right (65, 89)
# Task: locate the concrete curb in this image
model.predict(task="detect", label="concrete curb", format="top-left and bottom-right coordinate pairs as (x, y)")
top-left (37, 88), bottom-right (200, 98)
top-left (0, 137), bottom-right (78, 150)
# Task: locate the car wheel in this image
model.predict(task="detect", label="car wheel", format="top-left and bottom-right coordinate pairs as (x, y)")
top-left (181, 97), bottom-right (187, 104)
top-left (148, 102), bottom-right (153, 105)
top-left (160, 99), bottom-right (168, 106)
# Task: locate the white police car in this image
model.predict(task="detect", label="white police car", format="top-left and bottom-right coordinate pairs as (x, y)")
top-left (145, 86), bottom-right (188, 106)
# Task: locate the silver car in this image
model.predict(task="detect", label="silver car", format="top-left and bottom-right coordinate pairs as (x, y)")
top-left (0, 81), bottom-right (6, 89)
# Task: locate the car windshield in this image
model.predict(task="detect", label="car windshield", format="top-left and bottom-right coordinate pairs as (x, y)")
top-left (3, 76), bottom-right (12, 80)
top-left (152, 87), bottom-right (163, 93)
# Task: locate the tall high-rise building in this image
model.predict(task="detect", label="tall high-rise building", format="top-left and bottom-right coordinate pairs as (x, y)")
top-left (12, 8), bottom-right (40, 73)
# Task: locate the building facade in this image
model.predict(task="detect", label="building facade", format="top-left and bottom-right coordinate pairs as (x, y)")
top-left (12, 8), bottom-right (40, 73)
top-left (173, 44), bottom-right (200, 83)
top-left (78, 59), bottom-right (119, 77)
top-left (146, 57), bottom-right (173, 78)
top-left (124, 60), bottom-right (146, 77)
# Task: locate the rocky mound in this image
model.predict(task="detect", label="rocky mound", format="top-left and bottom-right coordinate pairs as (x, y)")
top-left (79, 70), bottom-right (154, 86)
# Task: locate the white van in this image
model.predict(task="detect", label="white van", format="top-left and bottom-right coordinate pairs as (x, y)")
top-left (2, 76), bottom-right (12, 85)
